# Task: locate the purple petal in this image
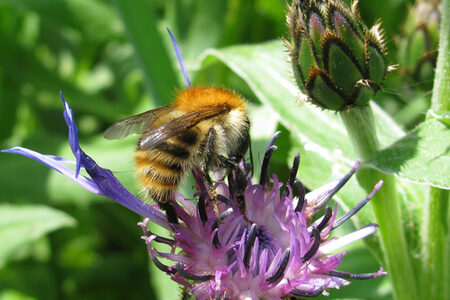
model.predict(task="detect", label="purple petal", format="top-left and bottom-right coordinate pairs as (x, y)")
top-left (1, 147), bottom-right (101, 194)
top-left (167, 28), bottom-right (191, 87)
top-left (79, 151), bottom-right (168, 227)
top-left (59, 95), bottom-right (167, 227)
top-left (319, 224), bottom-right (378, 254)
top-left (60, 91), bottom-right (81, 177)
top-left (3, 94), bottom-right (168, 228)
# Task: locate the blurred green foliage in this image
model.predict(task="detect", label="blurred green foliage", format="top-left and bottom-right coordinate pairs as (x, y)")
top-left (0, 0), bottom-right (439, 299)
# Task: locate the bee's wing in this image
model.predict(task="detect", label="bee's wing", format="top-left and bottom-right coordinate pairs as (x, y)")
top-left (104, 105), bottom-right (173, 140)
top-left (139, 104), bottom-right (229, 150)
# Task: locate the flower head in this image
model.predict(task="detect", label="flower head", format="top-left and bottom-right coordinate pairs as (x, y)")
top-left (140, 134), bottom-right (386, 299)
top-left (285, 0), bottom-right (392, 110)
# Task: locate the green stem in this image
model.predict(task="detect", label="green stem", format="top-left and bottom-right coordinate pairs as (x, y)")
top-left (421, 1), bottom-right (450, 297)
top-left (420, 188), bottom-right (449, 299)
top-left (431, 0), bottom-right (450, 113)
top-left (340, 106), bottom-right (418, 300)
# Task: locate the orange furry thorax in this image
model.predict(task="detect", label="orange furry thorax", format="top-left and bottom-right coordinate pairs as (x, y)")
top-left (174, 86), bottom-right (246, 112)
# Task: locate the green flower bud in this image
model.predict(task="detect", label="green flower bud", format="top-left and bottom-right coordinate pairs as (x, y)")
top-left (286, 0), bottom-right (391, 111)
top-left (397, 0), bottom-right (440, 88)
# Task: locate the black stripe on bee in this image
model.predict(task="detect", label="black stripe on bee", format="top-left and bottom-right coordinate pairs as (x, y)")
top-left (156, 142), bottom-right (190, 159)
top-left (147, 157), bottom-right (183, 173)
top-left (176, 130), bottom-right (198, 146)
top-left (166, 162), bottom-right (183, 172)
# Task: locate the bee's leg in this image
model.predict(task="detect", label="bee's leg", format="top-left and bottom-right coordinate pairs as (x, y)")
top-left (247, 138), bottom-right (254, 177)
top-left (159, 202), bottom-right (178, 224)
top-left (222, 125), bottom-right (251, 215)
top-left (202, 128), bottom-right (218, 186)
top-left (213, 155), bottom-right (249, 219)
top-left (202, 128), bottom-right (221, 220)
top-left (227, 159), bottom-right (248, 217)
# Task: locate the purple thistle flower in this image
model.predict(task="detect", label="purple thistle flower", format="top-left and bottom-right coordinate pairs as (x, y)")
top-left (140, 137), bottom-right (386, 299)
top-left (2, 97), bottom-right (386, 298)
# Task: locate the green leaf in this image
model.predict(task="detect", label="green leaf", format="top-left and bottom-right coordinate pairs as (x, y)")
top-left (366, 119), bottom-right (450, 189)
top-left (0, 204), bottom-right (75, 267)
top-left (0, 289), bottom-right (36, 300)
top-left (114, 0), bottom-right (180, 106)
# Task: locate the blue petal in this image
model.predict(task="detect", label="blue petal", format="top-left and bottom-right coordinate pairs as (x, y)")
top-left (167, 28), bottom-right (191, 87)
top-left (60, 91), bottom-right (82, 178)
top-left (80, 151), bottom-right (167, 227)
top-left (2, 94), bottom-right (168, 228)
top-left (1, 147), bottom-right (101, 195)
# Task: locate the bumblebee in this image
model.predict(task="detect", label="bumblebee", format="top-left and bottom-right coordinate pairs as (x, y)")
top-left (104, 86), bottom-right (250, 223)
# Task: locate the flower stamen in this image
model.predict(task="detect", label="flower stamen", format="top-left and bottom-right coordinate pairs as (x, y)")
top-left (198, 191), bottom-right (209, 224)
top-left (315, 159), bottom-right (361, 209)
top-left (176, 263), bottom-right (214, 282)
top-left (260, 145), bottom-right (277, 187)
top-left (291, 287), bottom-right (325, 297)
top-left (316, 206), bottom-right (333, 233)
top-left (332, 180), bottom-right (383, 230)
top-left (266, 131), bottom-right (281, 150)
top-left (217, 194), bottom-right (233, 207)
top-left (139, 222), bottom-right (174, 245)
top-left (302, 227), bottom-right (321, 262)
top-left (212, 208), bottom-right (234, 247)
top-left (284, 153), bottom-right (301, 196)
top-left (244, 223), bottom-right (258, 268)
top-left (266, 249), bottom-right (291, 284)
top-left (143, 237), bottom-right (176, 274)
top-left (294, 180), bottom-right (307, 212)
top-left (327, 268), bottom-right (387, 280)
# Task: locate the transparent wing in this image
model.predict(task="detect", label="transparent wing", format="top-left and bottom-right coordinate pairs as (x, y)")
top-left (104, 105), bottom-right (173, 140)
top-left (139, 104), bottom-right (229, 150)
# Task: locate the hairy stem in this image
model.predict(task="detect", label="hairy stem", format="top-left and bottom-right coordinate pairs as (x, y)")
top-left (420, 188), bottom-right (449, 299)
top-left (422, 0), bottom-right (450, 297)
top-left (340, 106), bottom-right (418, 300)
top-left (431, 0), bottom-right (450, 113)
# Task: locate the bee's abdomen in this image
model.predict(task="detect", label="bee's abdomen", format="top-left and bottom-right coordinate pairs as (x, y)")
top-left (135, 150), bottom-right (185, 204)
top-left (135, 129), bottom-right (200, 205)
top-left (155, 142), bottom-right (190, 159)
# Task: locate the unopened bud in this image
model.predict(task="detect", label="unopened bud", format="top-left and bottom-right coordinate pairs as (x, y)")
top-left (286, 0), bottom-right (391, 110)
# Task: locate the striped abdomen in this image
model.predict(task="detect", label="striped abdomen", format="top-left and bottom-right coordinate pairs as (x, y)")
top-left (135, 129), bottom-right (200, 206)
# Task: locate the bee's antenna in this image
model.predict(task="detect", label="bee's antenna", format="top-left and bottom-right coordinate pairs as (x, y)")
top-left (167, 28), bottom-right (191, 88)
